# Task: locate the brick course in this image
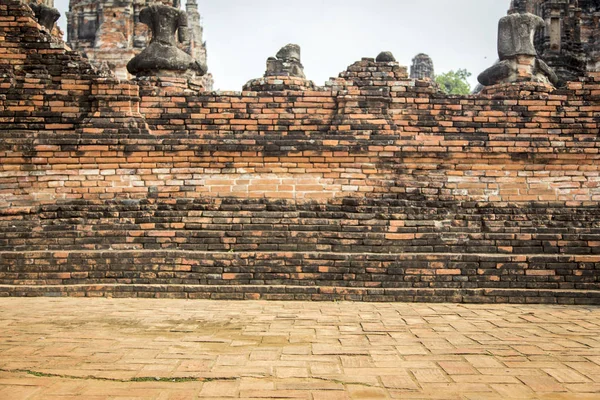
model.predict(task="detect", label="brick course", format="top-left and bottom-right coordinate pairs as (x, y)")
top-left (1, 1), bottom-right (599, 303)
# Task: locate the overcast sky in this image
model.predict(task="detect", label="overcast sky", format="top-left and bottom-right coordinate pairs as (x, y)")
top-left (53, 0), bottom-right (508, 91)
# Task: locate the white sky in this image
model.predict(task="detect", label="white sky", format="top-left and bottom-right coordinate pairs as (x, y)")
top-left (53, 0), bottom-right (508, 91)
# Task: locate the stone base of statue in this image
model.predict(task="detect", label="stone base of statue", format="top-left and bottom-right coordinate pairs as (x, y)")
top-left (79, 78), bottom-right (150, 135)
top-left (478, 55), bottom-right (558, 87)
top-left (244, 44), bottom-right (311, 90)
top-left (127, 42), bottom-right (206, 78)
top-left (264, 44), bottom-right (306, 79)
top-left (265, 58), bottom-right (305, 79)
top-left (243, 76), bottom-right (315, 92)
top-left (478, 81), bottom-right (554, 98)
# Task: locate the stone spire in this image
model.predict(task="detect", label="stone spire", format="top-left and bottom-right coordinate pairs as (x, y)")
top-left (185, 0), bottom-right (207, 67)
top-left (530, 0), bottom-right (587, 83)
top-left (410, 53), bottom-right (435, 80)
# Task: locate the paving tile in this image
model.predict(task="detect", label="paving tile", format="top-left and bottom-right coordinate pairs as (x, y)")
top-left (543, 368), bottom-right (591, 383)
top-left (0, 385), bottom-right (41, 399)
top-left (462, 393), bottom-right (503, 400)
top-left (311, 391), bottom-right (350, 400)
top-left (1, 299), bottom-right (600, 399)
top-left (565, 361), bottom-right (600, 378)
top-left (464, 355), bottom-right (504, 369)
top-left (309, 363), bottom-right (342, 375)
top-left (156, 390), bottom-right (200, 400)
top-left (346, 385), bottom-right (388, 399)
top-left (517, 375), bottom-right (566, 392)
top-left (239, 389), bottom-right (309, 398)
top-left (476, 367), bottom-right (545, 376)
top-left (275, 367), bottom-right (309, 379)
top-left (451, 375), bottom-right (520, 384)
top-left (340, 356), bottom-right (375, 368)
top-left (239, 378), bottom-right (275, 391)
top-left (490, 383), bottom-right (536, 398)
top-left (198, 380), bottom-right (238, 397)
top-left (423, 382), bottom-right (494, 393)
top-left (395, 345), bottom-right (428, 355)
top-left (410, 368), bottom-right (449, 384)
top-left (380, 375), bottom-right (419, 390)
top-left (276, 379), bottom-right (343, 391)
top-left (438, 361), bottom-right (477, 375)
top-left (565, 383), bottom-right (600, 393)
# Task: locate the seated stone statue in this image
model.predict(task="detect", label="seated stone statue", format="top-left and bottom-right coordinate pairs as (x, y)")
top-left (29, 1), bottom-right (60, 32)
top-left (265, 44), bottom-right (306, 79)
top-left (478, 0), bottom-right (558, 87)
top-left (127, 0), bottom-right (207, 78)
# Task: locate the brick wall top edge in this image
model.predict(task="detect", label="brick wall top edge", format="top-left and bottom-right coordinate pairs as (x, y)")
top-left (3, 1), bottom-right (599, 99)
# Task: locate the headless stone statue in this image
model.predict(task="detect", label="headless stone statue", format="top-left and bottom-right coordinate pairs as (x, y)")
top-left (127, 0), bottom-right (206, 78)
top-left (29, 2), bottom-right (60, 32)
top-left (478, 0), bottom-right (558, 87)
top-left (265, 44), bottom-right (305, 79)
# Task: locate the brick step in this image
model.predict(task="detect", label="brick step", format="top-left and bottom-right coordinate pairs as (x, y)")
top-left (3, 249), bottom-right (600, 257)
top-left (3, 200), bottom-right (600, 255)
top-left (1, 251), bottom-right (598, 295)
top-left (0, 284), bottom-right (599, 305)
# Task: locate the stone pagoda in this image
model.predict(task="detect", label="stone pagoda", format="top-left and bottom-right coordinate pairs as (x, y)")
top-left (530, 0), bottom-right (600, 83)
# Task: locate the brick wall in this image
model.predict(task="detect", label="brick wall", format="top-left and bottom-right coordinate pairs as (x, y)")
top-left (1, 1), bottom-right (599, 303)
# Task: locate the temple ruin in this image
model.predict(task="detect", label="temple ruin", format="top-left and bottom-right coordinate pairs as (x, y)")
top-left (0, 0), bottom-right (599, 304)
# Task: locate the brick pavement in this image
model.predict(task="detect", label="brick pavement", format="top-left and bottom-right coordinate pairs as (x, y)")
top-left (0, 299), bottom-right (599, 399)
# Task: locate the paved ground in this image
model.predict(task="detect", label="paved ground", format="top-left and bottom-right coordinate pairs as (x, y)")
top-left (0, 299), bottom-right (600, 399)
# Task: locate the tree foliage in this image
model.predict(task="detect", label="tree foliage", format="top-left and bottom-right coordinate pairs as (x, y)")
top-left (435, 69), bottom-right (472, 95)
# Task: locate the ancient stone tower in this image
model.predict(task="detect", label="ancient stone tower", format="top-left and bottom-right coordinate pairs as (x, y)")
top-left (528, 0), bottom-right (600, 82)
top-left (410, 53), bottom-right (435, 80)
top-left (66, 0), bottom-right (211, 87)
top-left (185, 0), bottom-right (206, 68)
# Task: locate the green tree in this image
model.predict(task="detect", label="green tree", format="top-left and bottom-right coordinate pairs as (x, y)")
top-left (435, 69), bottom-right (472, 95)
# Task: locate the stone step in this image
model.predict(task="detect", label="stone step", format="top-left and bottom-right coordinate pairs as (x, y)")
top-left (1, 250), bottom-right (598, 296)
top-left (1, 284), bottom-right (599, 304)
